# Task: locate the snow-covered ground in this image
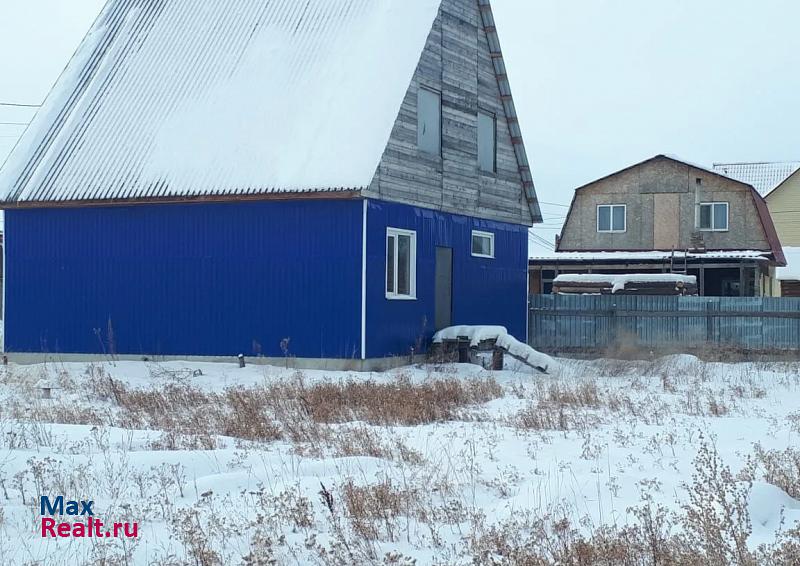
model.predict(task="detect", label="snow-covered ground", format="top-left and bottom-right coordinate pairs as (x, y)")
top-left (0, 355), bottom-right (799, 564)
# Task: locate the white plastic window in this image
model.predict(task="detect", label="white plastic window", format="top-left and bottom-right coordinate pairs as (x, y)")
top-left (471, 230), bottom-right (495, 258)
top-left (386, 228), bottom-right (417, 299)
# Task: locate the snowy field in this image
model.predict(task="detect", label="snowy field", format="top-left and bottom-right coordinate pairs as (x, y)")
top-left (0, 355), bottom-right (799, 564)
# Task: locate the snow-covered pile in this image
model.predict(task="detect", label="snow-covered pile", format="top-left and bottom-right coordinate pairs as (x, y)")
top-left (554, 273), bottom-right (697, 294)
top-left (432, 325), bottom-right (558, 372)
top-left (530, 250), bottom-right (771, 261)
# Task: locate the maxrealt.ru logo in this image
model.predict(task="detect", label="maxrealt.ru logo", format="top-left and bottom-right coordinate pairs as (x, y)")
top-left (40, 496), bottom-right (138, 539)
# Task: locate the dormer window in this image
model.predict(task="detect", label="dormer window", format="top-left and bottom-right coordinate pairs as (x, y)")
top-left (597, 204), bottom-right (626, 233)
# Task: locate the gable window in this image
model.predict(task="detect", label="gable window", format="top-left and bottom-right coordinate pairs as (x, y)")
top-left (417, 87), bottom-right (441, 156)
top-left (477, 111), bottom-right (496, 173)
top-left (386, 228), bottom-right (417, 299)
top-left (471, 230), bottom-right (495, 258)
top-left (698, 202), bottom-right (729, 231)
top-left (597, 204), bottom-right (626, 233)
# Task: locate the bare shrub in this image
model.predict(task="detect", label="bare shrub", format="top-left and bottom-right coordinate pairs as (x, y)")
top-left (680, 389), bottom-right (729, 418)
top-left (751, 443), bottom-right (800, 499)
top-left (469, 511), bottom-right (690, 566)
top-left (85, 363), bottom-right (124, 403)
top-left (761, 525), bottom-right (800, 565)
top-left (172, 507), bottom-right (224, 566)
top-left (678, 439), bottom-right (756, 566)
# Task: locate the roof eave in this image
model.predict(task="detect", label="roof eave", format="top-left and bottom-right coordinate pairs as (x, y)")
top-left (477, 0), bottom-right (542, 225)
top-left (0, 188), bottom-right (364, 210)
top-left (763, 167), bottom-right (800, 200)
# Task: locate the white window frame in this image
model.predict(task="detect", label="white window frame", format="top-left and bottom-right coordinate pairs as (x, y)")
top-left (596, 204), bottom-right (627, 233)
top-left (386, 228), bottom-right (417, 300)
top-left (698, 202), bottom-right (729, 232)
top-left (471, 230), bottom-right (495, 259)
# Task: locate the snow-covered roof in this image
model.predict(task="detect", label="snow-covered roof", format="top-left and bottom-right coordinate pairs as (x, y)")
top-left (531, 250), bottom-right (774, 262)
top-left (0, 0), bottom-right (441, 204)
top-left (777, 247), bottom-right (800, 281)
top-left (712, 161), bottom-right (800, 197)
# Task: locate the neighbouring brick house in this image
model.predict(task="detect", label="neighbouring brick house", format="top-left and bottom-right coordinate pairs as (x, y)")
top-left (530, 155), bottom-right (786, 297)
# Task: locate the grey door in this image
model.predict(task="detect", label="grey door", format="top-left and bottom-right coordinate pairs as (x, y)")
top-left (435, 247), bottom-right (453, 331)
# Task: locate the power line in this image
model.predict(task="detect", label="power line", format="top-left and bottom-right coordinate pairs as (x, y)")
top-left (0, 122), bottom-right (29, 126)
top-left (537, 201), bottom-right (570, 208)
top-left (529, 232), bottom-right (555, 251)
top-left (530, 231), bottom-right (554, 242)
top-left (530, 238), bottom-right (553, 249)
top-left (0, 102), bottom-right (41, 108)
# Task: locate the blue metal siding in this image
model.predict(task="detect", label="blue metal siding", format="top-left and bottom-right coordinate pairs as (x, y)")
top-left (365, 199), bottom-right (528, 358)
top-left (5, 200), bottom-right (363, 358)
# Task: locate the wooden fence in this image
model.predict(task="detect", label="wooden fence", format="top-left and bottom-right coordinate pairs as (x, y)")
top-left (528, 294), bottom-right (800, 354)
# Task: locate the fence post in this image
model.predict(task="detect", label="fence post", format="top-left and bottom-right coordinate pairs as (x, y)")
top-left (705, 299), bottom-right (716, 346)
top-left (610, 300), bottom-right (618, 350)
top-left (457, 338), bottom-right (470, 363)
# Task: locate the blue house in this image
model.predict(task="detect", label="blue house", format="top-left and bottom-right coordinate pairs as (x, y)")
top-left (0, 0), bottom-right (541, 368)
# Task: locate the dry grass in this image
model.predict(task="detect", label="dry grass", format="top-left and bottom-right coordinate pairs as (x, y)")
top-left (3, 359), bottom-right (800, 565)
top-left (6, 371), bottom-right (502, 451)
top-left (296, 424), bottom-right (424, 465)
top-left (289, 374), bottom-right (503, 426)
top-left (341, 477), bottom-right (421, 542)
top-left (468, 441), bottom-right (782, 566)
top-left (515, 402), bottom-right (571, 431)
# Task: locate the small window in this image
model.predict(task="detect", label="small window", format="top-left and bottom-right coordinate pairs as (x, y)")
top-left (597, 204), bottom-right (626, 233)
top-left (698, 202), bottom-right (729, 231)
top-left (386, 228), bottom-right (417, 299)
top-left (477, 111), bottom-right (496, 173)
top-left (417, 88), bottom-right (441, 155)
top-left (471, 230), bottom-right (495, 258)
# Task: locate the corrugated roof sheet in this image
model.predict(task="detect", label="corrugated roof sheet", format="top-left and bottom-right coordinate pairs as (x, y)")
top-left (712, 161), bottom-right (800, 197)
top-left (0, 0), bottom-right (441, 204)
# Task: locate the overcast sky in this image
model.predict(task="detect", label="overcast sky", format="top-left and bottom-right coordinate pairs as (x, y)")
top-left (1, 0), bottom-right (798, 252)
